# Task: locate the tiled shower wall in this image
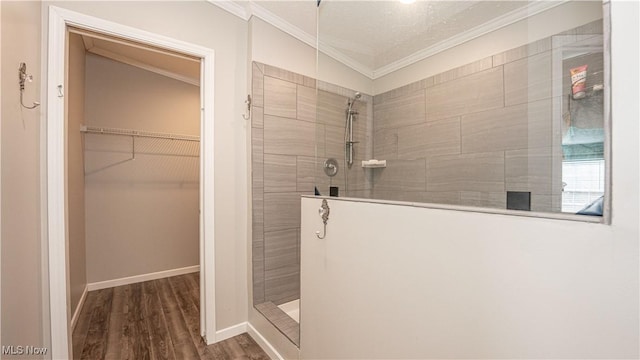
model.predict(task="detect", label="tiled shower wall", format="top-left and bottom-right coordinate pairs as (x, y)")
top-left (372, 20), bottom-right (603, 211)
top-left (251, 62), bottom-right (372, 306)
top-left (252, 20), bottom-right (602, 305)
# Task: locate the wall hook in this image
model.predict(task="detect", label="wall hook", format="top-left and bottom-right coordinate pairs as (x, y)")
top-left (315, 199), bottom-right (330, 239)
top-left (242, 94), bottom-right (252, 120)
top-left (18, 62), bottom-right (40, 109)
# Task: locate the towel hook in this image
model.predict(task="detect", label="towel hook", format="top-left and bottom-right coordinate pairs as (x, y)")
top-left (18, 63), bottom-right (40, 109)
top-left (242, 94), bottom-right (252, 120)
top-left (315, 199), bottom-right (330, 239)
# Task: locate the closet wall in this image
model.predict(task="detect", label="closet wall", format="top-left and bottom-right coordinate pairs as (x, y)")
top-left (84, 53), bottom-right (200, 283)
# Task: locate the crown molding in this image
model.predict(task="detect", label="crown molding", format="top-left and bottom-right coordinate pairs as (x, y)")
top-left (207, 0), bottom-right (316, 48)
top-left (249, 2), bottom-right (317, 49)
top-left (318, 40), bottom-right (374, 79)
top-left (207, 0), bottom-right (250, 21)
top-left (373, 0), bottom-right (569, 79)
top-left (208, 0), bottom-right (569, 80)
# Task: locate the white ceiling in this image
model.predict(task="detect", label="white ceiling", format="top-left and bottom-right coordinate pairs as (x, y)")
top-left (212, 0), bottom-right (567, 79)
top-left (319, 1), bottom-right (527, 71)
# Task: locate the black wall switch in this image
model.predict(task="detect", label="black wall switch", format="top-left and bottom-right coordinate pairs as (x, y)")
top-left (329, 186), bottom-right (339, 197)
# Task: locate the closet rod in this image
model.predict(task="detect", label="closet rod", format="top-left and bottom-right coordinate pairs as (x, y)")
top-left (80, 125), bottom-right (200, 142)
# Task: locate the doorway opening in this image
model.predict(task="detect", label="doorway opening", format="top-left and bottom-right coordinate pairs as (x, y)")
top-left (46, 7), bottom-right (215, 358)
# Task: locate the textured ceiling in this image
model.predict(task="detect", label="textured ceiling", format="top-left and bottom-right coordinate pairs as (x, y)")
top-left (318, 1), bottom-right (529, 70)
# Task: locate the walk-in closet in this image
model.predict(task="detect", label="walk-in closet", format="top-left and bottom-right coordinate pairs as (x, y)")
top-left (65, 30), bottom-right (214, 358)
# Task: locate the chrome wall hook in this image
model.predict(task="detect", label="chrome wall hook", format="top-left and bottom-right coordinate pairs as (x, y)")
top-left (19, 63), bottom-right (40, 109)
top-left (242, 94), bottom-right (252, 120)
top-left (315, 199), bottom-right (330, 239)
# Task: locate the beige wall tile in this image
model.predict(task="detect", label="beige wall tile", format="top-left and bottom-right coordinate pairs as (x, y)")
top-left (264, 154), bottom-right (297, 193)
top-left (264, 115), bottom-right (316, 157)
top-left (297, 156), bottom-right (317, 193)
top-left (504, 51), bottom-right (552, 106)
top-left (505, 147), bottom-right (553, 195)
top-left (303, 75), bottom-right (316, 88)
top-left (422, 191), bottom-right (461, 205)
top-left (492, 38), bottom-right (552, 66)
top-left (371, 159), bottom-right (426, 192)
top-left (297, 85), bottom-right (316, 123)
top-left (317, 90), bottom-right (348, 127)
top-left (252, 128), bottom-right (264, 189)
top-left (252, 240), bottom-right (265, 304)
top-left (531, 194), bottom-right (554, 213)
top-left (264, 76), bottom-right (297, 118)
top-left (427, 152), bottom-right (505, 192)
top-left (254, 61), bottom-right (265, 74)
top-left (374, 89), bottom-right (426, 131)
top-left (252, 189), bottom-right (264, 232)
top-left (374, 79), bottom-right (429, 104)
top-left (264, 192), bottom-right (304, 232)
top-left (324, 124), bottom-right (365, 163)
top-left (460, 191), bottom-right (506, 209)
top-left (432, 57), bottom-right (494, 85)
top-left (252, 62), bottom-right (264, 108)
top-left (264, 63), bottom-right (305, 85)
top-left (397, 117), bottom-right (461, 159)
top-left (252, 105), bottom-right (264, 129)
top-left (265, 271), bottom-right (300, 306)
top-left (461, 99), bottom-right (552, 153)
top-left (373, 128), bottom-right (398, 160)
top-left (265, 228), bottom-right (298, 271)
top-left (426, 67), bottom-right (503, 121)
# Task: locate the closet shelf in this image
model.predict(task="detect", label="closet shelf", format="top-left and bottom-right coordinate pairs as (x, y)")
top-left (80, 125), bottom-right (200, 142)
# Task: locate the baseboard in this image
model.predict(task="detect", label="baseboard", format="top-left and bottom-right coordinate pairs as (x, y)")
top-left (215, 322), bottom-right (248, 342)
top-left (70, 284), bottom-right (88, 331)
top-left (87, 265), bottom-right (199, 291)
top-left (247, 323), bottom-right (284, 360)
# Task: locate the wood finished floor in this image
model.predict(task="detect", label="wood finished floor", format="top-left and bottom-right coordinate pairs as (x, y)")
top-left (72, 273), bottom-right (270, 360)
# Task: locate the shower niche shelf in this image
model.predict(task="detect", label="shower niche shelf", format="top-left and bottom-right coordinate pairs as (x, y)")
top-left (362, 159), bottom-right (387, 168)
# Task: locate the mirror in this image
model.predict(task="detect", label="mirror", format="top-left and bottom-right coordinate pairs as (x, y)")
top-left (315, 0), bottom-right (608, 218)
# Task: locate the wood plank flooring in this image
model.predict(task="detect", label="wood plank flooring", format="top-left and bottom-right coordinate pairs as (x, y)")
top-left (73, 273), bottom-right (271, 360)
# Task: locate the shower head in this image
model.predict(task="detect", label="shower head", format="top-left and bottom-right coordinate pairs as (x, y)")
top-left (348, 92), bottom-right (362, 111)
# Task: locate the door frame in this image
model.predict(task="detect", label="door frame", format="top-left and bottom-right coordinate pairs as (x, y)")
top-left (46, 6), bottom-right (216, 358)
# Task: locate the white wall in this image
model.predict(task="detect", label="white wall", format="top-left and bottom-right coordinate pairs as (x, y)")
top-left (0, 2), bottom-right (46, 357)
top-left (83, 54), bottom-right (200, 283)
top-left (300, 2), bottom-right (638, 358)
top-left (372, 0), bottom-right (603, 94)
top-left (66, 32), bottom-right (87, 320)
